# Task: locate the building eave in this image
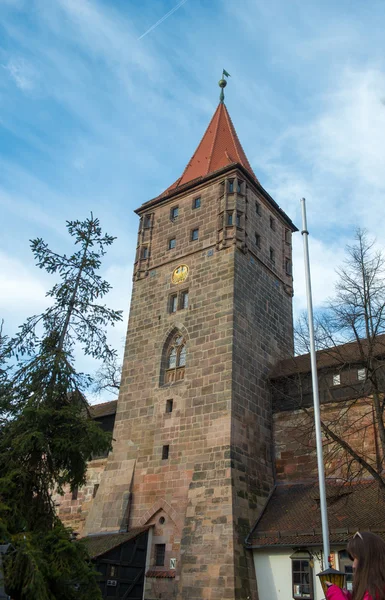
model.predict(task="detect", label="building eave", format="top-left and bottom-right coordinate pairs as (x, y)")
top-left (135, 162), bottom-right (298, 232)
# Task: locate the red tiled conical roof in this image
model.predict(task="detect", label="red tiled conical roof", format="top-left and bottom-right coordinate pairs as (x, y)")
top-left (161, 103), bottom-right (258, 197)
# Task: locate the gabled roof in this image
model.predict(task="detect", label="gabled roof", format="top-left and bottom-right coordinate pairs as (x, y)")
top-left (81, 527), bottom-right (149, 558)
top-left (89, 400), bottom-right (117, 419)
top-left (270, 334), bottom-right (385, 379)
top-left (160, 102), bottom-right (259, 197)
top-left (247, 482), bottom-right (385, 548)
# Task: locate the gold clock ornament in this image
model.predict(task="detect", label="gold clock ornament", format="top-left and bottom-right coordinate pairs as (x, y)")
top-left (171, 264), bottom-right (189, 284)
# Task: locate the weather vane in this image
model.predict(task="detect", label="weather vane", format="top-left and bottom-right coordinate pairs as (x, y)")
top-left (219, 69), bottom-right (231, 103)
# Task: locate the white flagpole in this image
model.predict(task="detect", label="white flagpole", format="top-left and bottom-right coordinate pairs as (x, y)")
top-left (300, 198), bottom-right (330, 567)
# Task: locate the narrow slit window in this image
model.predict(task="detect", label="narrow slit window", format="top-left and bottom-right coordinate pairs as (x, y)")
top-left (357, 368), bottom-right (366, 381)
top-left (144, 215), bottom-right (151, 229)
top-left (285, 258), bottom-right (292, 275)
top-left (162, 445), bottom-right (169, 460)
top-left (72, 486), bottom-right (78, 501)
top-left (141, 246), bottom-right (149, 259)
top-left (180, 290), bottom-right (189, 309)
top-left (270, 247), bottom-right (275, 263)
top-left (236, 213), bottom-right (241, 227)
top-left (228, 180), bottom-right (234, 193)
top-left (170, 294), bottom-right (177, 313)
top-left (191, 228), bottom-right (199, 241)
top-left (255, 233), bottom-right (261, 248)
top-left (237, 180), bottom-right (242, 193)
top-left (256, 201), bottom-right (261, 216)
top-left (168, 238), bottom-right (176, 250)
top-left (93, 484), bottom-right (99, 498)
top-left (170, 206), bottom-right (179, 220)
top-left (155, 544), bottom-right (166, 566)
top-left (166, 399), bottom-right (173, 413)
top-left (270, 216), bottom-right (276, 231)
top-left (178, 345), bottom-right (186, 367)
top-left (227, 213), bottom-right (233, 226)
top-left (193, 197), bottom-right (201, 209)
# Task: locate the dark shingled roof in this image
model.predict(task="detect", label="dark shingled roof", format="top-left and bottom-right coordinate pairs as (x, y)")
top-left (247, 482), bottom-right (385, 548)
top-left (81, 527), bottom-right (149, 558)
top-left (89, 400), bottom-right (117, 419)
top-left (270, 335), bottom-right (385, 379)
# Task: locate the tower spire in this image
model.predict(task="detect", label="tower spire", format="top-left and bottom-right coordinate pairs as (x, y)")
top-left (218, 69), bottom-right (231, 103)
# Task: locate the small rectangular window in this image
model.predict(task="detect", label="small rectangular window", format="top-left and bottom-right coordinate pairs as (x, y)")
top-left (228, 180), bottom-right (234, 193)
top-left (285, 228), bottom-right (291, 244)
top-left (93, 484), bottom-right (99, 498)
top-left (162, 445), bottom-right (169, 460)
top-left (236, 213), bottom-right (241, 227)
top-left (170, 206), bottom-right (179, 220)
top-left (237, 180), bottom-right (242, 193)
top-left (270, 216), bottom-right (276, 231)
top-left (180, 290), bottom-right (188, 309)
top-left (170, 294), bottom-right (177, 313)
top-left (256, 201), bottom-right (261, 216)
top-left (255, 233), bottom-right (261, 248)
top-left (141, 246), bottom-right (149, 259)
top-left (292, 558), bottom-right (313, 599)
top-left (285, 258), bottom-right (292, 275)
top-left (270, 247), bottom-right (275, 263)
top-left (155, 544), bottom-right (166, 566)
top-left (227, 213), bottom-right (233, 226)
top-left (166, 399), bottom-right (173, 413)
top-left (193, 197), bottom-right (201, 209)
top-left (332, 373), bottom-right (341, 386)
top-left (339, 551), bottom-right (354, 592)
top-left (168, 238), bottom-right (176, 250)
top-left (191, 228), bottom-right (199, 241)
top-left (144, 215), bottom-right (151, 229)
top-left (72, 486), bottom-right (78, 501)
top-left (357, 368), bottom-right (366, 381)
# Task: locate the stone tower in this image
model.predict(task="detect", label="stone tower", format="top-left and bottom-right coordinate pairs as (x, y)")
top-left (85, 88), bottom-right (297, 599)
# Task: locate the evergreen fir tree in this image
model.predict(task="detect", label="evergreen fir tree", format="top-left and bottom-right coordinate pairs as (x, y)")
top-left (0, 215), bottom-right (123, 599)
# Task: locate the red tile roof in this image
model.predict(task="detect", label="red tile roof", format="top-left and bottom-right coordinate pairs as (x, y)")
top-left (160, 102), bottom-right (259, 197)
top-left (247, 482), bottom-right (385, 548)
top-left (146, 570), bottom-right (176, 578)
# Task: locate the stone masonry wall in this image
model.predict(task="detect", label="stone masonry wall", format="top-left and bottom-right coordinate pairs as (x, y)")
top-left (229, 185), bottom-right (294, 599)
top-left (82, 167), bottom-right (296, 600)
top-left (274, 398), bottom-right (378, 482)
top-left (89, 174), bottom-right (237, 600)
top-left (54, 457), bottom-right (107, 537)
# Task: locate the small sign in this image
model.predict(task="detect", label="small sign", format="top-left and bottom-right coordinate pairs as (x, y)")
top-left (170, 558), bottom-right (177, 570)
top-left (171, 265), bottom-right (189, 284)
top-left (107, 580), bottom-right (117, 587)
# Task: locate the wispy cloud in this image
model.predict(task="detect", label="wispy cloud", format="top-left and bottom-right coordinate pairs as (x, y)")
top-left (139, 0), bottom-right (189, 39)
top-left (2, 57), bottom-right (36, 91)
top-left (1, 0), bottom-right (385, 380)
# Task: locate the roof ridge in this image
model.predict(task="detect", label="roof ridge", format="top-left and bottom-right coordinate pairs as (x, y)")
top-left (155, 101), bottom-right (259, 197)
top-left (206, 103), bottom-right (223, 174)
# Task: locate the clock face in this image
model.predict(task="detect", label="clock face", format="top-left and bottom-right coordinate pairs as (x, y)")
top-left (171, 264), bottom-right (189, 284)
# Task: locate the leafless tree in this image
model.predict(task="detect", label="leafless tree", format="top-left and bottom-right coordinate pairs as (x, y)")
top-left (93, 354), bottom-right (122, 396)
top-left (273, 229), bottom-right (385, 490)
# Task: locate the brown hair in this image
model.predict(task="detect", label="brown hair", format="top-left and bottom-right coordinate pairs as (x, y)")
top-left (347, 532), bottom-right (385, 600)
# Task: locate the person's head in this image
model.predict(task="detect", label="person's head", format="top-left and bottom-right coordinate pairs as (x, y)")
top-left (347, 531), bottom-right (385, 600)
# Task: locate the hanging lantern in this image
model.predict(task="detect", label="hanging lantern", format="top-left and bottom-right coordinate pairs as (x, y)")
top-left (317, 567), bottom-right (346, 596)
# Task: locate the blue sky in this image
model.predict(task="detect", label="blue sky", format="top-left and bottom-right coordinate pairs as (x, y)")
top-left (1, 0), bottom-right (385, 397)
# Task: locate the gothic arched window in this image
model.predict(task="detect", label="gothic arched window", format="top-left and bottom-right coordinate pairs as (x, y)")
top-left (164, 333), bottom-right (186, 384)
